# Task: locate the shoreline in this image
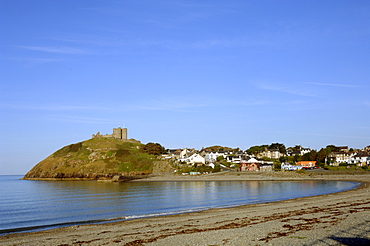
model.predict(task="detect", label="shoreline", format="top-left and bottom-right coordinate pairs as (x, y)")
top-left (1, 172), bottom-right (369, 245)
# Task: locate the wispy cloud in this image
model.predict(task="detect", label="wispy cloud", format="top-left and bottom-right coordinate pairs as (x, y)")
top-left (49, 35), bottom-right (124, 47)
top-left (15, 45), bottom-right (88, 54)
top-left (44, 115), bottom-right (120, 124)
top-left (358, 125), bottom-right (370, 130)
top-left (278, 131), bottom-right (370, 140)
top-left (10, 57), bottom-right (63, 64)
top-left (123, 97), bottom-right (208, 112)
top-left (255, 83), bottom-right (318, 97)
top-left (48, 31), bottom-right (275, 52)
top-left (109, 96), bottom-right (253, 113)
top-left (305, 82), bottom-right (364, 88)
top-left (0, 99), bottom-right (205, 113)
top-left (0, 103), bottom-right (108, 111)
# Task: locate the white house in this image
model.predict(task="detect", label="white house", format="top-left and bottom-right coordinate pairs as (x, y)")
top-left (180, 153), bottom-right (205, 165)
top-left (207, 163), bottom-right (215, 168)
top-left (348, 152), bottom-right (370, 166)
top-left (204, 152), bottom-right (226, 163)
top-left (257, 149), bottom-right (283, 159)
top-left (225, 155), bottom-right (243, 163)
top-left (300, 147), bottom-right (311, 155)
top-left (327, 152), bottom-right (356, 165)
top-left (180, 148), bottom-right (192, 158)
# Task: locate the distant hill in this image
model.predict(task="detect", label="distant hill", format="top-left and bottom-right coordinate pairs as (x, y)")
top-left (23, 138), bottom-right (169, 180)
top-left (202, 146), bottom-right (237, 152)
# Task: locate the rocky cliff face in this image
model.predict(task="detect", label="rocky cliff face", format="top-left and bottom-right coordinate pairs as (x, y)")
top-left (23, 138), bottom-right (159, 180)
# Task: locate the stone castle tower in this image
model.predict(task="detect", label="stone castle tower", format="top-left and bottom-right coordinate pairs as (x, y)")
top-left (92, 127), bottom-right (128, 140)
top-left (112, 127), bottom-right (127, 140)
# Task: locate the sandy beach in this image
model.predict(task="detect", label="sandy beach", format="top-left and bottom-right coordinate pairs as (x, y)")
top-left (1, 172), bottom-right (369, 246)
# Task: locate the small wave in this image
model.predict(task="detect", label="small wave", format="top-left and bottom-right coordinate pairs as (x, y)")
top-left (124, 209), bottom-right (204, 220)
top-left (0, 218), bottom-right (116, 235)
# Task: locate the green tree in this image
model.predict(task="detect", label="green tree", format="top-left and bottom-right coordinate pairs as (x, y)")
top-left (316, 148), bottom-right (327, 165)
top-left (195, 165), bottom-right (213, 173)
top-left (213, 164), bottom-right (221, 172)
top-left (300, 150), bottom-right (317, 161)
top-left (269, 143), bottom-right (286, 154)
top-left (301, 153), bottom-right (310, 161)
top-left (140, 143), bottom-right (166, 155)
top-left (202, 146), bottom-right (233, 152)
top-left (246, 145), bottom-right (268, 155)
top-left (216, 155), bottom-right (225, 162)
top-left (291, 145), bottom-right (302, 151)
top-left (326, 145), bottom-right (340, 152)
top-left (309, 150), bottom-right (317, 161)
top-left (274, 161), bottom-right (282, 171)
top-left (279, 156), bottom-right (287, 163)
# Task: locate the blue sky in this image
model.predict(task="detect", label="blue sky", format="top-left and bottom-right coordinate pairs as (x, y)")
top-left (1, 0), bottom-right (369, 175)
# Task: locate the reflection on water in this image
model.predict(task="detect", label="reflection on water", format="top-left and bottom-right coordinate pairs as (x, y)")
top-left (0, 176), bottom-right (358, 234)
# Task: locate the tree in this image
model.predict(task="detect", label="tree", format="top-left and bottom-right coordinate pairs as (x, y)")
top-left (213, 164), bottom-right (221, 172)
top-left (316, 148), bottom-right (327, 165)
top-left (269, 143), bottom-right (286, 154)
top-left (279, 156), bottom-right (287, 163)
top-left (326, 145), bottom-right (340, 152)
top-left (300, 150), bottom-right (317, 161)
top-left (301, 153), bottom-right (311, 161)
top-left (202, 146), bottom-right (233, 152)
top-left (140, 143), bottom-right (166, 155)
top-left (274, 161), bottom-right (282, 171)
top-left (291, 145), bottom-right (302, 151)
top-left (309, 150), bottom-right (317, 161)
top-left (195, 165), bottom-right (213, 173)
top-left (246, 145), bottom-right (268, 155)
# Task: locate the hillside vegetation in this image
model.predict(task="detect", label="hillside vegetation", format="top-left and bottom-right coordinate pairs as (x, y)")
top-left (23, 138), bottom-right (167, 180)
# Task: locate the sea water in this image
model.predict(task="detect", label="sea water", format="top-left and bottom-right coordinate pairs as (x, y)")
top-left (0, 175), bottom-right (359, 235)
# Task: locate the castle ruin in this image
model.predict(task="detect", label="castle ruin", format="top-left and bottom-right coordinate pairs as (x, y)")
top-left (92, 127), bottom-right (128, 140)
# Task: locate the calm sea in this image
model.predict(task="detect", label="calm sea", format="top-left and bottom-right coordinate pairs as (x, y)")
top-left (0, 175), bottom-right (358, 235)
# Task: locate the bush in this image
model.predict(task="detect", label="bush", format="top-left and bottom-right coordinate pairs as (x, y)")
top-left (69, 142), bottom-right (83, 152)
top-left (140, 143), bottom-right (166, 155)
top-left (213, 164), bottom-right (221, 173)
top-left (53, 142), bottom-right (83, 157)
top-left (274, 162), bottom-right (282, 170)
top-left (116, 149), bottom-right (130, 157)
top-left (195, 165), bottom-right (213, 173)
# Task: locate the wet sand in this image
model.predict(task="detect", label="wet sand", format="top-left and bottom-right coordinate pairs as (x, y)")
top-left (1, 172), bottom-right (369, 245)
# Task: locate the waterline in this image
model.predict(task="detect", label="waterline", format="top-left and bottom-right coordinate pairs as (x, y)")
top-left (0, 176), bottom-right (359, 235)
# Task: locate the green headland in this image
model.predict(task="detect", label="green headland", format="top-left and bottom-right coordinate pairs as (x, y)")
top-left (23, 138), bottom-right (169, 180)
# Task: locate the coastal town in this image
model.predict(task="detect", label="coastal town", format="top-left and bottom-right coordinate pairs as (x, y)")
top-left (6, 128), bottom-right (370, 245)
top-left (91, 127), bottom-right (370, 174)
top-left (160, 144), bottom-right (370, 174)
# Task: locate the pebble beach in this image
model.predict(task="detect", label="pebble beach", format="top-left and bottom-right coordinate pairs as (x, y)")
top-left (1, 172), bottom-right (369, 246)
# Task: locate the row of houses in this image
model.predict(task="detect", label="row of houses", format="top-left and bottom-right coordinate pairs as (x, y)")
top-left (326, 151), bottom-right (370, 166)
top-left (164, 148), bottom-right (274, 172)
top-left (166, 148), bottom-right (252, 165)
top-left (166, 146), bottom-right (320, 162)
top-left (162, 145), bottom-right (370, 172)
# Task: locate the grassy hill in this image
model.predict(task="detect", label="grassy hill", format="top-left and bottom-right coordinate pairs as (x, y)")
top-left (23, 138), bottom-right (164, 180)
